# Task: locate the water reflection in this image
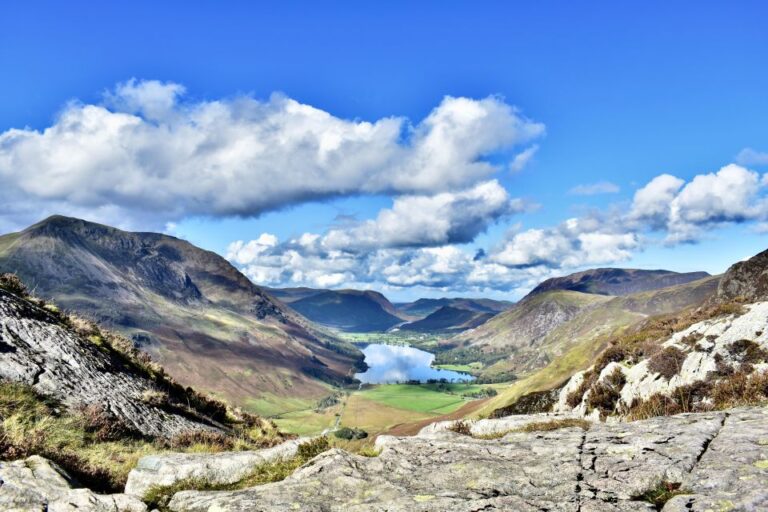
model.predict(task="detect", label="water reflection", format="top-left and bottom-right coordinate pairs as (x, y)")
top-left (355, 343), bottom-right (475, 384)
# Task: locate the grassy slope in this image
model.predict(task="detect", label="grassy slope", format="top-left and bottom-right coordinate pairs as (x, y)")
top-left (474, 276), bottom-right (720, 417)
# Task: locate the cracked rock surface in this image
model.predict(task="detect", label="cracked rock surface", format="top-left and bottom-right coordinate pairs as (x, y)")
top-left (124, 438), bottom-right (309, 497)
top-left (168, 407), bottom-right (768, 511)
top-left (0, 455), bottom-right (147, 512)
top-left (0, 288), bottom-right (213, 438)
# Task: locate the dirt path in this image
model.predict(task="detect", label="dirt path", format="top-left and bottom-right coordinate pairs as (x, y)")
top-left (383, 397), bottom-right (490, 437)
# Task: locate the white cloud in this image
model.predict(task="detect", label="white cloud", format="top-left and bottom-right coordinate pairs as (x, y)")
top-left (0, 80), bottom-right (544, 230)
top-left (568, 181), bottom-right (620, 196)
top-left (322, 180), bottom-right (525, 251)
top-left (226, 161), bottom-right (768, 294)
top-left (490, 216), bottom-right (638, 269)
top-left (736, 147), bottom-right (768, 166)
top-left (666, 164), bottom-right (764, 243)
top-left (628, 174), bottom-right (685, 230)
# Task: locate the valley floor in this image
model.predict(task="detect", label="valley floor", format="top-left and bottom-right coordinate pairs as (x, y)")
top-left (274, 382), bottom-right (508, 436)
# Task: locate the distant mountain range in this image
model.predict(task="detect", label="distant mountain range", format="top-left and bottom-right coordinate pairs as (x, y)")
top-left (395, 297), bottom-right (513, 317)
top-left (268, 288), bottom-right (403, 332)
top-left (527, 268), bottom-right (710, 297)
top-left (398, 305), bottom-right (495, 333)
top-left (0, 216), bottom-right (363, 415)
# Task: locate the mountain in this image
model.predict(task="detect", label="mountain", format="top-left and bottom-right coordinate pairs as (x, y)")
top-left (398, 306), bottom-right (495, 333)
top-left (526, 268), bottom-right (710, 298)
top-left (283, 289), bottom-right (404, 332)
top-left (446, 274), bottom-right (720, 384)
top-left (396, 297), bottom-right (513, 318)
top-left (547, 247), bottom-right (768, 422)
top-left (476, 274), bottom-right (721, 416)
top-left (0, 216), bottom-right (364, 415)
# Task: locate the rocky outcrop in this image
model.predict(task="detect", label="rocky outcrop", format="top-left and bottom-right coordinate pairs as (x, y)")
top-left (0, 288), bottom-right (215, 438)
top-left (717, 247), bottom-right (768, 302)
top-left (557, 301), bottom-right (768, 417)
top-left (124, 438), bottom-right (309, 497)
top-left (165, 407), bottom-right (768, 511)
top-left (0, 455), bottom-right (147, 511)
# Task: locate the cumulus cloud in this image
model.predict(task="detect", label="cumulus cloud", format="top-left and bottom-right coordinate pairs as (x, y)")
top-left (568, 181), bottom-right (620, 196)
top-left (226, 162), bottom-right (768, 294)
top-left (323, 180), bottom-right (526, 251)
top-left (625, 165), bottom-right (767, 244)
top-left (490, 216), bottom-right (639, 269)
top-left (628, 174), bottom-right (686, 229)
top-left (0, 80), bottom-right (544, 230)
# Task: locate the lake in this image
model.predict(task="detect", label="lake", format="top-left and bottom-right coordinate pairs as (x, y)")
top-left (354, 343), bottom-right (475, 384)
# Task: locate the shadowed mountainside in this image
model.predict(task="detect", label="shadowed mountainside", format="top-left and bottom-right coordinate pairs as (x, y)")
top-left (395, 297), bottom-right (513, 318)
top-left (271, 288), bottom-right (404, 332)
top-left (0, 216), bottom-right (363, 415)
top-left (399, 305), bottom-right (495, 333)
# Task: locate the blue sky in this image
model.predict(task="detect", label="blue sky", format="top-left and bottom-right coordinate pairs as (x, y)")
top-left (1, 1), bottom-right (767, 300)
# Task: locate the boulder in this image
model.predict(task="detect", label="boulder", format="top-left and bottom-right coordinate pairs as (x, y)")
top-left (124, 438), bottom-right (308, 497)
top-left (0, 455), bottom-right (146, 512)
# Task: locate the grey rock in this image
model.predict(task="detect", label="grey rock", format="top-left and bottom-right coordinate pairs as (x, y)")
top-left (0, 288), bottom-right (215, 438)
top-left (166, 407), bottom-right (768, 512)
top-left (716, 247), bottom-right (768, 303)
top-left (0, 455), bottom-right (146, 512)
top-left (124, 438), bottom-right (309, 498)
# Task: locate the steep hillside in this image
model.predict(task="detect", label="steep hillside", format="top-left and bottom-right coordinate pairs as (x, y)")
top-left (0, 216), bottom-right (363, 415)
top-left (0, 274), bottom-right (289, 492)
top-left (287, 289), bottom-right (403, 332)
top-left (715, 247), bottom-right (768, 302)
top-left (399, 306), bottom-right (494, 333)
top-left (396, 297), bottom-right (512, 318)
top-left (527, 268), bottom-right (710, 298)
top-left (550, 248), bottom-right (768, 421)
top-left (459, 275), bottom-right (719, 398)
top-left (479, 276), bottom-right (721, 417)
top-left (0, 281), bottom-right (218, 439)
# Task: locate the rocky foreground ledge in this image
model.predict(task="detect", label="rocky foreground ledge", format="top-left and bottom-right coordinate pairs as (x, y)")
top-left (2, 407), bottom-right (767, 511)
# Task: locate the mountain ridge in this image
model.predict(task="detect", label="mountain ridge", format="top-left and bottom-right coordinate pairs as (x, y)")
top-left (526, 267), bottom-right (710, 298)
top-left (0, 215), bottom-right (364, 415)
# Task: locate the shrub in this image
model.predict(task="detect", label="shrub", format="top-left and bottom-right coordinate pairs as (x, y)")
top-left (448, 420), bottom-right (473, 436)
top-left (727, 339), bottom-right (768, 366)
top-left (648, 347), bottom-right (687, 379)
top-left (296, 436), bottom-right (330, 460)
top-left (0, 273), bottom-right (27, 296)
top-left (633, 481), bottom-right (689, 509)
top-left (586, 367), bottom-right (626, 416)
top-left (333, 427), bottom-right (368, 440)
top-left (78, 403), bottom-right (143, 442)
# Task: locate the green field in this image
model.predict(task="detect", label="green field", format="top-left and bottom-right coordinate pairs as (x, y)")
top-left (336, 331), bottom-right (443, 350)
top-left (433, 362), bottom-right (484, 373)
top-left (356, 382), bottom-right (498, 415)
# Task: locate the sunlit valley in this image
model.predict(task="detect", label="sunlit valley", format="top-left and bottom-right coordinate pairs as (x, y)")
top-left (2, 3), bottom-right (768, 511)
